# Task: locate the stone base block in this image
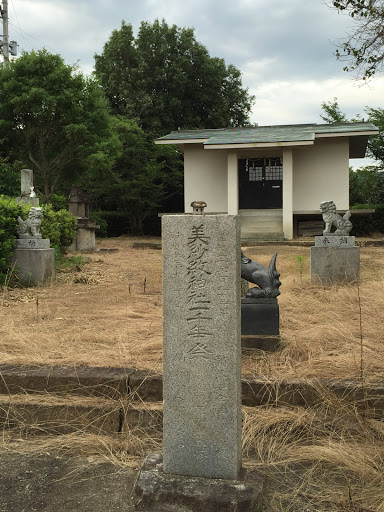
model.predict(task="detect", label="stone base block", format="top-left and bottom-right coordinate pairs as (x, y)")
top-left (315, 235), bottom-right (355, 247)
top-left (70, 218), bottom-right (99, 252)
top-left (310, 246), bottom-right (360, 284)
top-left (15, 196), bottom-right (39, 206)
top-left (13, 238), bottom-right (50, 249)
top-left (12, 248), bottom-right (55, 285)
top-left (242, 335), bottom-right (281, 352)
top-left (133, 453), bottom-right (265, 512)
top-left (241, 298), bottom-right (279, 336)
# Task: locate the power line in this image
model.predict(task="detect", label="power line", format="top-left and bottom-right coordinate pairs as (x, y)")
top-left (9, 0), bottom-right (23, 43)
top-left (8, 20), bottom-right (91, 74)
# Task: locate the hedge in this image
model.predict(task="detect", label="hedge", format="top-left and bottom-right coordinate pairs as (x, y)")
top-left (0, 196), bottom-right (76, 285)
top-left (351, 204), bottom-right (384, 236)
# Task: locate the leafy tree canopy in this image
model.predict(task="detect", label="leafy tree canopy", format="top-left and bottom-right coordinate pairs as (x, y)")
top-left (320, 97), bottom-right (349, 123)
top-left (0, 49), bottom-right (121, 203)
top-left (321, 97), bottom-right (384, 206)
top-left (349, 165), bottom-right (384, 204)
top-left (94, 19), bottom-right (255, 135)
top-left (320, 97), bottom-right (383, 165)
top-left (331, 0), bottom-right (384, 79)
top-left (85, 116), bottom-right (183, 234)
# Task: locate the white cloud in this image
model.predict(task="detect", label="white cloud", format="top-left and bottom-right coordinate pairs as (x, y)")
top-left (248, 77), bottom-right (384, 126)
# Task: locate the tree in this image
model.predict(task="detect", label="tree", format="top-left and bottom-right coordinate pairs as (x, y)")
top-left (320, 97), bottom-right (349, 123)
top-left (365, 107), bottom-right (384, 163)
top-left (320, 97), bottom-right (384, 164)
top-left (94, 19), bottom-right (254, 135)
top-left (0, 158), bottom-right (21, 196)
top-left (0, 50), bottom-right (120, 203)
top-left (86, 116), bottom-right (183, 234)
top-left (331, 0), bottom-right (384, 80)
top-left (320, 98), bottom-right (384, 210)
top-left (349, 166), bottom-right (384, 204)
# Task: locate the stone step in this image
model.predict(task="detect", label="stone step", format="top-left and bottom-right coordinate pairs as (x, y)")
top-left (0, 364), bottom-right (160, 399)
top-left (241, 233), bottom-right (285, 241)
top-left (1, 365), bottom-right (383, 415)
top-left (241, 221), bottom-right (283, 230)
top-left (240, 211), bottom-right (283, 239)
top-left (2, 376), bottom-right (383, 438)
top-left (0, 393), bottom-right (163, 435)
top-left (239, 209), bottom-right (283, 218)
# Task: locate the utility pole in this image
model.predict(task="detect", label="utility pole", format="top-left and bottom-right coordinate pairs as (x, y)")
top-left (0, 0), bottom-right (17, 67)
top-left (1, 0), bottom-right (9, 65)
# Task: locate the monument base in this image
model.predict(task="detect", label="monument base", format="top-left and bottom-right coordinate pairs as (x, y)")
top-left (242, 335), bottom-right (281, 352)
top-left (133, 453), bottom-right (265, 512)
top-left (12, 246), bottom-right (55, 285)
top-left (69, 218), bottom-right (99, 252)
top-left (241, 298), bottom-right (279, 336)
top-left (310, 246), bottom-right (360, 284)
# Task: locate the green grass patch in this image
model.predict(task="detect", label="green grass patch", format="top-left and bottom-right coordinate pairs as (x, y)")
top-left (56, 255), bottom-right (91, 273)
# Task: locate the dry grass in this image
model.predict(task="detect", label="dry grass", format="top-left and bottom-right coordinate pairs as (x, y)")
top-left (1, 237), bottom-right (384, 384)
top-left (0, 236), bottom-right (164, 372)
top-left (1, 236), bottom-right (384, 510)
top-left (242, 389), bottom-right (384, 511)
top-left (242, 245), bottom-right (384, 383)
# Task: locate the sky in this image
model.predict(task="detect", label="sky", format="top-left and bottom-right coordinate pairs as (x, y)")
top-left (6, 0), bottom-right (384, 166)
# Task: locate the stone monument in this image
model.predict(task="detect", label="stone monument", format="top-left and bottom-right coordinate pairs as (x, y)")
top-left (15, 169), bottom-right (39, 206)
top-left (162, 207), bottom-right (241, 479)
top-left (241, 251), bottom-right (281, 351)
top-left (133, 202), bottom-right (264, 511)
top-left (310, 200), bottom-right (360, 283)
top-left (68, 186), bottom-right (99, 252)
top-left (11, 207), bottom-right (55, 285)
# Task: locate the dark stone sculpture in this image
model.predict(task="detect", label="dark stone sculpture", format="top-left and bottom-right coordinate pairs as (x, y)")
top-left (241, 251), bottom-right (281, 298)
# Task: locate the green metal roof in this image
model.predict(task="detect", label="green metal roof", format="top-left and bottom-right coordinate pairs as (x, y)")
top-left (156, 122), bottom-right (379, 146)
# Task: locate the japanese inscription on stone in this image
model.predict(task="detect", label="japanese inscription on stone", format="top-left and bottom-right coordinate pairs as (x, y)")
top-left (162, 214), bottom-right (241, 480)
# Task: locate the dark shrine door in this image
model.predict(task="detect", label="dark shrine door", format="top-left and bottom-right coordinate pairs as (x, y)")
top-left (238, 158), bottom-right (283, 209)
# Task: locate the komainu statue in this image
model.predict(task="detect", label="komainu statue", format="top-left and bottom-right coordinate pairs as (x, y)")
top-left (17, 207), bottom-right (43, 238)
top-left (241, 251), bottom-right (281, 299)
top-left (320, 200), bottom-right (352, 236)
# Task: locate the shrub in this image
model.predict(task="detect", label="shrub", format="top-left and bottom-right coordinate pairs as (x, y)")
top-left (40, 205), bottom-right (77, 255)
top-left (0, 196), bottom-right (28, 284)
top-left (0, 197), bottom-right (77, 285)
top-left (50, 194), bottom-right (68, 211)
top-left (89, 210), bottom-right (108, 238)
top-left (351, 204), bottom-right (384, 235)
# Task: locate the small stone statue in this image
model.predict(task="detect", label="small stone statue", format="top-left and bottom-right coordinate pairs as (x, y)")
top-left (17, 207), bottom-right (43, 239)
top-left (320, 200), bottom-right (352, 236)
top-left (241, 251), bottom-right (281, 298)
top-left (29, 186), bottom-right (36, 198)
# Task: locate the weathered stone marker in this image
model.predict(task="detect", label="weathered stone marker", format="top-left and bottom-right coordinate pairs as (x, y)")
top-left (162, 212), bottom-right (241, 480)
top-left (15, 169), bottom-right (39, 206)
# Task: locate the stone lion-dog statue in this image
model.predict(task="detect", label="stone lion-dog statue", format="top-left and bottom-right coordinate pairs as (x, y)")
top-left (241, 251), bottom-right (281, 299)
top-left (320, 200), bottom-right (352, 236)
top-left (17, 207), bottom-right (43, 239)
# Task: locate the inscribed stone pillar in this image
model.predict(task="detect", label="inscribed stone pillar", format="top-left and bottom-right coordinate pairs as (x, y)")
top-left (21, 169), bottom-right (33, 195)
top-left (162, 214), bottom-right (241, 480)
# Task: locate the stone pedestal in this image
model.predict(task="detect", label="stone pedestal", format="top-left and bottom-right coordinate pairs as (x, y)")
top-left (12, 239), bottom-right (54, 285)
top-left (241, 298), bottom-right (280, 351)
top-left (15, 196), bottom-right (39, 206)
top-left (15, 169), bottom-right (40, 206)
top-left (133, 453), bottom-right (264, 512)
top-left (69, 218), bottom-right (99, 252)
top-left (310, 236), bottom-right (360, 284)
top-left (162, 214), bottom-right (241, 480)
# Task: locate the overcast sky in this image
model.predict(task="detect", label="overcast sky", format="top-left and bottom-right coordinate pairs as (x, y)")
top-left (7, 0), bottom-right (384, 164)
